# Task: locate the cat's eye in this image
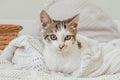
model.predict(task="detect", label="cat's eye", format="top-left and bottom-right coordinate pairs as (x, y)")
top-left (50, 34), bottom-right (57, 40)
top-left (65, 35), bottom-right (71, 40)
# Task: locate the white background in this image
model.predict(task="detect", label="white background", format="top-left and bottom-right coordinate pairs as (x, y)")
top-left (0, 0), bottom-right (119, 20)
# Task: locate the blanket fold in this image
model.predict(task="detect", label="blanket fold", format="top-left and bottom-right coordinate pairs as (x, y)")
top-left (0, 35), bottom-right (120, 80)
top-left (0, 35), bottom-right (48, 72)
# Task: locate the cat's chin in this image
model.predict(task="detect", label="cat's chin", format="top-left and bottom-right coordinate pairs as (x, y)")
top-left (57, 48), bottom-right (69, 53)
top-left (58, 49), bottom-right (64, 52)
top-left (57, 50), bottom-right (66, 55)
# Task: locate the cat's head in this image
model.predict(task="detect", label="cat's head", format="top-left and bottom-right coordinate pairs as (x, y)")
top-left (40, 10), bottom-right (79, 52)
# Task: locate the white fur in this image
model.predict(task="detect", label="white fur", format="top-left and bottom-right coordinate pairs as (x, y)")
top-left (43, 27), bottom-right (82, 74)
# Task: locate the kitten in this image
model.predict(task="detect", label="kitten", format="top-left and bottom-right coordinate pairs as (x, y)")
top-left (40, 10), bottom-right (98, 77)
top-left (40, 10), bottom-right (82, 73)
top-left (40, 10), bottom-right (120, 77)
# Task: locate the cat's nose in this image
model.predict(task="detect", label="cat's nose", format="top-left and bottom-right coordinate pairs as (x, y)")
top-left (59, 44), bottom-right (65, 49)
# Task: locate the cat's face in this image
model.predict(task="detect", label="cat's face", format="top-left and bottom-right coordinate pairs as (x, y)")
top-left (40, 10), bottom-right (79, 52)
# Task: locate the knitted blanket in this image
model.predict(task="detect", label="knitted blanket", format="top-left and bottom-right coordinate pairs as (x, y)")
top-left (0, 35), bottom-right (48, 72)
top-left (0, 70), bottom-right (120, 80)
top-left (0, 35), bottom-right (120, 80)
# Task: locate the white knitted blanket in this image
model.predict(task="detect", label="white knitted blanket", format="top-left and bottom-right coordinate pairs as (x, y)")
top-left (0, 35), bottom-right (120, 80)
top-left (0, 35), bottom-right (48, 72)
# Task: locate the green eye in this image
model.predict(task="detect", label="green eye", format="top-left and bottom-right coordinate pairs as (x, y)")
top-left (65, 35), bottom-right (71, 40)
top-left (50, 34), bottom-right (57, 40)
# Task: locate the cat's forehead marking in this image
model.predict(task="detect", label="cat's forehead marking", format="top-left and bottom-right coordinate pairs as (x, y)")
top-left (43, 20), bottom-right (77, 41)
top-left (55, 21), bottom-right (66, 30)
top-left (54, 21), bottom-right (71, 35)
top-left (55, 21), bottom-right (77, 35)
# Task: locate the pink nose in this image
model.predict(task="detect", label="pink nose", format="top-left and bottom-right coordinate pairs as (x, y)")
top-left (59, 44), bottom-right (65, 49)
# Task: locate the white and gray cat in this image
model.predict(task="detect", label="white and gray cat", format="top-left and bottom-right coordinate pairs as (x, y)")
top-left (40, 10), bottom-right (100, 77)
top-left (40, 10), bottom-right (120, 77)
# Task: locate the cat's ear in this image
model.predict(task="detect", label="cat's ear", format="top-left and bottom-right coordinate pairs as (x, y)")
top-left (40, 10), bottom-right (53, 29)
top-left (67, 14), bottom-right (79, 28)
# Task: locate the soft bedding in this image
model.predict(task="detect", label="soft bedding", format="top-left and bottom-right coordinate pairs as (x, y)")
top-left (0, 0), bottom-right (120, 80)
top-left (0, 20), bottom-right (119, 80)
top-left (0, 70), bottom-right (120, 80)
top-left (0, 34), bottom-right (120, 80)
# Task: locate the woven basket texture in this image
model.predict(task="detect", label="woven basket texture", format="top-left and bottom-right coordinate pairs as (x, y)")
top-left (0, 24), bottom-right (23, 50)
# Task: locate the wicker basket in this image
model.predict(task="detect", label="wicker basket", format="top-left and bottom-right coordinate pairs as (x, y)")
top-left (0, 24), bottom-right (23, 50)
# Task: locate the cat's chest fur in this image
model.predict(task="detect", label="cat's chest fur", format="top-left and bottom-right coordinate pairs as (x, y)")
top-left (43, 44), bottom-right (81, 74)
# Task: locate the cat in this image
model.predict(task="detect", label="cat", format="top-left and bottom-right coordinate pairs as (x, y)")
top-left (40, 10), bottom-right (103, 77)
top-left (40, 10), bottom-right (120, 78)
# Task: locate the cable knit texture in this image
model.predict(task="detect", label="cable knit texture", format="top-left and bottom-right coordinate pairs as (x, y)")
top-left (0, 35), bottom-right (120, 80)
top-left (0, 0), bottom-right (120, 80)
top-left (0, 35), bottom-right (48, 72)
